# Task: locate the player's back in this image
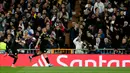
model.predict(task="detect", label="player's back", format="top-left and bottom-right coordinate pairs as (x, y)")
top-left (41, 33), bottom-right (49, 45)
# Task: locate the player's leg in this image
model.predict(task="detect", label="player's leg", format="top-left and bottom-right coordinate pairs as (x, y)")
top-left (9, 54), bottom-right (15, 58)
top-left (8, 50), bottom-right (17, 58)
top-left (43, 53), bottom-right (50, 64)
top-left (29, 45), bottom-right (43, 61)
top-left (4, 47), bottom-right (11, 57)
top-left (11, 53), bottom-right (18, 67)
top-left (43, 51), bottom-right (53, 67)
top-left (29, 43), bottom-right (46, 61)
top-left (29, 51), bottom-right (42, 62)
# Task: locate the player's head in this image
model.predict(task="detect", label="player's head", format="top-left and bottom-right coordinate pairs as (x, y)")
top-left (42, 28), bottom-right (47, 33)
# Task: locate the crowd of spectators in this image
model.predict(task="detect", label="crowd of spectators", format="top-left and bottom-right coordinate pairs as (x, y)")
top-left (76, 0), bottom-right (130, 54)
top-left (0, 0), bottom-right (75, 50)
top-left (0, 0), bottom-right (130, 54)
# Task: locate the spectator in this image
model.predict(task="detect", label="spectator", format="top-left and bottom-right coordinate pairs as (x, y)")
top-left (70, 22), bottom-right (79, 48)
top-left (99, 38), bottom-right (105, 48)
top-left (55, 23), bottom-right (65, 48)
top-left (84, 3), bottom-right (93, 16)
top-left (95, 37), bottom-right (100, 48)
top-left (104, 0), bottom-right (110, 7)
top-left (0, 14), bottom-right (4, 31)
top-left (96, 29), bottom-right (105, 39)
top-left (120, 3), bottom-right (126, 11)
top-left (120, 38), bottom-right (127, 48)
top-left (47, 38), bottom-right (57, 49)
top-left (23, 30), bottom-right (31, 48)
top-left (123, 21), bottom-right (130, 36)
top-left (94, 0), bottom-right (104, 13)
top-left (15, 36), bottom-right (26, 49)
top-left (60, 8), bottom-right (69, 28)
top-left (26, 25), bottom-right (34, 36)
top-left (107, 3), bottom-right (114, 13)
top-left (73, 34), bottom-right (84, 54)
top-left (0, 31), bottom-right (4, 42)
top-left (0, 0), bottom-right (130, 54)
top-left (112, 35), bottom-right (121, 49)
top-left (104, 38), bottom-right (111, 48)
top-left (0, 2), bottom-right (3, 12)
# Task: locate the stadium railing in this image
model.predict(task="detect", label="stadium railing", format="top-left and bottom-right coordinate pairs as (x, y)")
top-left (0, 48), bottom-right (126, 54)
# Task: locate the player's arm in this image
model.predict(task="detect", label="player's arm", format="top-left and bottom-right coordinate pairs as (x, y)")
top-left (3, 39), bottom-right (8, 52)
top-left (35, 32), bottom-right (45, 48)
top-left (35, 37), bottom-right (41, 48)
top-left (3, 39), bottom-right (10, 56)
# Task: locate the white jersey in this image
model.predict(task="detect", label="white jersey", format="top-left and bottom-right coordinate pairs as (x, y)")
top-left (73, 37), bottom-right (84, 54)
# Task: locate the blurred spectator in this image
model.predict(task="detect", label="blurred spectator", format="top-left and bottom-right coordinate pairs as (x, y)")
top-left (107, 3), bottom-right (113, 13)
top-left (0, 2), bottom-right (3, 12)
top-left (0, 31), bottom-right (4, 42)
top-left (97, 29), bottom-right (105, 39)
top-left (60, 8), bottom-right (69, 28)
top-left (0, 0), bottom-right (130, 54)
top-left (95, 38), bottom-right (100, 48)
top-left (94, 0), bottom-right (104, 13)
top-left (47, 38), bottom-right (57, 49)
top-left (78, 0), bottom-right (130, 54)
top-left (120, 38), bottom-right (127, 48)
top-left (27, 26), bottom-right (34, 36)
top-left (73, 32), bottom-right (84, 54)
top-left (104, 38), bottom-right (111, 48)
top-left (104, 0), bottom-right (110, 7)
top-left (70, 22), bottom-right (79, 48)
top-left (112, 35), bottom-right (121, 49)
top-left (55, 23), bottom-right (65, 48)
top-left (0, 14), bottom-right (4, 31)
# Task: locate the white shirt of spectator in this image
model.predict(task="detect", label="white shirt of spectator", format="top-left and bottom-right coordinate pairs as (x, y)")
top-left (51, 15), bottom-right (56, 21)
top-left (20, 7), bottom-right (23, 13)
top-left (108, 8), bottom-right (113, 13)
top-left (73, 36), bottom-right (83, 50)
top-left (73, 36), bottom-right (84, 54)
top-left (36, 8), bottom-right (39, 12)
top-left (96, 38), bottom-right (100, 48)
top-left (94, 1), bottom-right (104, 13)
top-left (85, 4), bottom-right (93, 11)
top-left (84, 4), bottom-right (93, 15)
top-left (11, 29), bottom-right (15, 36)
top-left (110, 24), bottom-right (114, 32)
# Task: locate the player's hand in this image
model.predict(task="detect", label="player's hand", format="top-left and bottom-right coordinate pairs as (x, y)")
top-left (35, 45), bottom-right (38, 49)
top-left (4, 39), bottom-right (7, 42)
top-left (4, 52), bottom-right (8, 57)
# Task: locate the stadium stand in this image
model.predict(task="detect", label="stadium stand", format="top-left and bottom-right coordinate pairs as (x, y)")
top-left (0, 0), bottom-right (130, 54)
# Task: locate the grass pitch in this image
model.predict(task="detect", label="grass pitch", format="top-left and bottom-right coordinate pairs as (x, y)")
top-left (0, 67), bottom-right (130, 73)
